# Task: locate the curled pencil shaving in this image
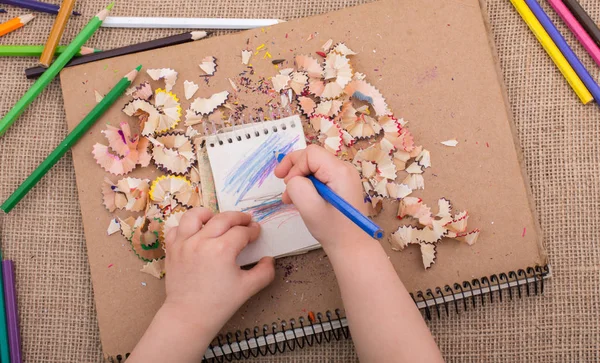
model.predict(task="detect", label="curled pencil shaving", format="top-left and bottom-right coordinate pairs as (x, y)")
top-left (140, 259), bottom-right (166, 279)
top-left (340, 102), bottom-right (381, 139)
top-left (92, 143), bottom-right (138, 175)
top-left (308, 79), bottom-right (324, 97)
top-left (323, 52), bottom-right (353, 88)
top-left (402, 174), bottom-right (425, 190)
top-left (101, 177), bottom-right (150, 212)
top-left (344, 79), bottom-right (390, 116)
top-left (314, 99), bottom-right (343, 118)
top-left (146, 68), bottom-right (178, 92)
top-left (190, 90), bottom-right (229, 116)
top-left (365, 195), bottom-right (383, 217)
top-left (126, 81), bottom-right (153, 101)
top-left (331, 42), bottom-right (357, 56)
top-left (131, 216), bottom-right (165, 262)
top-left (149, 175), bottom-right (193, 211)
top-left (297, 96), bottom-right (317, 117)
top-left (310, 115), bottom-right (342, 155)
top-left (289, 71), bottom-right (308, 95)
top-left (295, 54), bottom-right (323, 78)
top-left (122, 89), bottom-right (182, 136)
top-left (353, 144), bottom-right (396, 180)
top-left (199, 56), bottom-right (217, 75)
top-left (271, 73), bottom-right (291, 93)
top-left (149, 132), bottom-right (197, 175)
top-left (161, 210), bottom-right (187, 242)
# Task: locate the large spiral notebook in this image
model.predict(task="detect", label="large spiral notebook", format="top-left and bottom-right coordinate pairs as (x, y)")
top-left (59, 0), bottom-right (549, 361)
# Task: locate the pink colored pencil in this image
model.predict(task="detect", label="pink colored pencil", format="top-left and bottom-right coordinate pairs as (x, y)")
top-left (548, 0), bottom-right (600, 67)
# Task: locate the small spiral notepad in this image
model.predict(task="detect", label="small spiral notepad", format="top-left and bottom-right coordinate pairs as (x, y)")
top-left (206, 116), bottom-right (321, 265)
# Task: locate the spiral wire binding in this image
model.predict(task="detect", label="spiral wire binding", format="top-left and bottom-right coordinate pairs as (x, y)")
top-left (106, 264), bottom-right (550, 362)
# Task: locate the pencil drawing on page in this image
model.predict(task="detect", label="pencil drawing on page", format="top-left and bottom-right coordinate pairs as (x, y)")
top-left (222, 131), bottom-right (300, 223)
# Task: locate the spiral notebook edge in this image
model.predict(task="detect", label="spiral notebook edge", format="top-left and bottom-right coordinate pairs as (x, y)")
top-left (105, 264), bottom-right (550, 362)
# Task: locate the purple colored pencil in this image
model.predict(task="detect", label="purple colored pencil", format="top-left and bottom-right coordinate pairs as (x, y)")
top-left (0, 0), bottom-right (80, 16)
top-left (2, 261), bottom-right (21, 363)
top-left (0, 9), bottom-right (6, 13)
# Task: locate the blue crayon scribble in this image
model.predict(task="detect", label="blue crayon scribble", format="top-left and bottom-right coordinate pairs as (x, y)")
top-left (223, 132), bottom-right (299, 205)
top-left (241, 194), bottom-right (297, 224)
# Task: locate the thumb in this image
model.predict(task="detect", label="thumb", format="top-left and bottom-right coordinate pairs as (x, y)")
top-left (243, 256), bottom-right (276, 296)
top-left (285, 176), bottom-right (328, 218)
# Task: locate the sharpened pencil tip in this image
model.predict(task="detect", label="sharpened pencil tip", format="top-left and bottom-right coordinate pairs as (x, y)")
top-left (135, 65), bottom-right (142, 71)
top-left (106, 2), bottom-right (115, 11)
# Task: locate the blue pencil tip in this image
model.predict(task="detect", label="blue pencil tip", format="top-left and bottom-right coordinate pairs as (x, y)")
top-left (275, 152), bottom-right (286, 163)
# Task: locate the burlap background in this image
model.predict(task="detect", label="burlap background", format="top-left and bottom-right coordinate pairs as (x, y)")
top-left (0, 0), bottom-right (598, 361)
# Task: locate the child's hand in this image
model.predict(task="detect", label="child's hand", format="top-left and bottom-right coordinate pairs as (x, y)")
top-left (162, 208), bottom-right (275, 336)
top-left (274, 145), bottom-right (371, 251)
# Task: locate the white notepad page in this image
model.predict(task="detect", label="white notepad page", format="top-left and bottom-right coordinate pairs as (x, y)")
top-left (206, 116), bottom-right (320, 265)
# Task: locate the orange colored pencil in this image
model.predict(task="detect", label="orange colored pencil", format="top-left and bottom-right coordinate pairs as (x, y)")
top-left (39, 0), bottom-right (77, 67)
top-left (0, 14), bottom-right (34, 37)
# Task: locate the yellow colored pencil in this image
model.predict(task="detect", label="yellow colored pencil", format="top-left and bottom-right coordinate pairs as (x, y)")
top-left (39, 0), bottom-right (77, 67)
top-left (0, 14), bottom-right (35, 37)
top-left (509, 0), bottom-right (592, 104)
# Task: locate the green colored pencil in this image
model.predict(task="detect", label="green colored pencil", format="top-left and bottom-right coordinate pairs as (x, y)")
top-left (0, 249), bottom-right (9, 363)
top-left (1, 65), bottom-right (141, 214)
top-left (0, 45), bottom-right (101, 57)
top-left (0, 2), bottom-right (113, 137)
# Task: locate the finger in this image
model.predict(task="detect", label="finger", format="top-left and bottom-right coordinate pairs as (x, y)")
top-left (220, 222), bottom-right (261, 256)
top-left (197, 211), bottom-right (252, 239)
top-left (274, 149), bottom-right (303, 179)
top-left (176, 207), bottom-right (214, 242)
top-left (164, 228), bottom-right (178, 251)
top-left (286, 176), bottom-right (328, 215)
top-left (282, 145), bottom-right (346, 184)
top-left (281, 190), bottom-right (292, 204)
top-left (243, 256), bottom-right (276, 296)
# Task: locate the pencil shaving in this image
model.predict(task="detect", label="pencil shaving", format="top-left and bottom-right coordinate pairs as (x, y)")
top-left (295, 55), bottom-right (323, 78)
top-left (131, 216), bottom-right (165, 262)
top-left (102, 177), bottom-right (150, 212)
top-left (441, 139), bottom-right (458, 147)
top-left (146, 68), bottom-right (178, 92)
top-left (183, 80), bottom-right (199, 100)
top-left (190, 91), bottom-right (229, 116)
top-left (199, 56), bottom-right (217, 75)
top-left (241, 50), bottom-right (252, 65)
top-left (149, 132), bottom-right (197, 175)
top-left (140, 259), bottom-right (166, 279)
top-left (127, 81), bottom-right (153, 100)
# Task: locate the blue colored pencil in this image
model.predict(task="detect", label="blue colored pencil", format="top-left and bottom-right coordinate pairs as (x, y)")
top-left (276, 152), bottom-right (384, 239)
top-left (524, 0), bottom-right (600, 103)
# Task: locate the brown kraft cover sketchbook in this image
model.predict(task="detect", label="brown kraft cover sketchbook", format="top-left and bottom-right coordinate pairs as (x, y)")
top-left (59, 0), bottom-right (548, 359)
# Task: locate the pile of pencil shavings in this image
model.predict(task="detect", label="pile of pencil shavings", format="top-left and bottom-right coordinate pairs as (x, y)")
top-left (94, 68), bottom-right (209, 279)
top-left (92, 37), bottom-right (479, 273)
top-left (268, 40), bottom-right (481, 269)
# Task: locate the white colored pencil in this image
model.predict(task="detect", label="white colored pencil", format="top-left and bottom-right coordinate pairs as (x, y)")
top-left (101, 17), bottom-right (285, 29)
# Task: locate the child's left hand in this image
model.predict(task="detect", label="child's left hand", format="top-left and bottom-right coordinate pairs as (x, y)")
top-left (127, 208), bottom-right (276, 363)
top-left (162, 208), bottom-right (276, 336)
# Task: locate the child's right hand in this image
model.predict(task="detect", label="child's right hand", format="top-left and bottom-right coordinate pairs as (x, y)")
top-left (274, 145), bottom-right (372, 252)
